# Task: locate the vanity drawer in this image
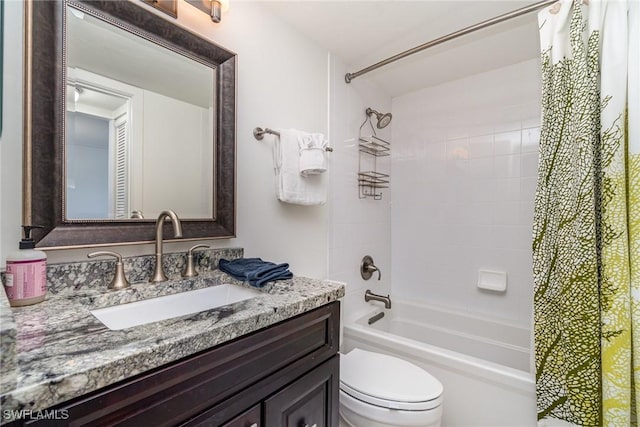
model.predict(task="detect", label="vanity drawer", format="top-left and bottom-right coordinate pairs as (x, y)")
top-left (21, 302), bottom-right (339, 427)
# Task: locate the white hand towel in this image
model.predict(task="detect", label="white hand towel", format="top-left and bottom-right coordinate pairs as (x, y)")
top-left (273, 129), bottom-right (327, 205)
top-left (299, 132), bottom-right (328, 176)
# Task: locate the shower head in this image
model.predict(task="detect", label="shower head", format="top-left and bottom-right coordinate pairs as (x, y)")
top-left (366, 107), bottom-right (392, 129)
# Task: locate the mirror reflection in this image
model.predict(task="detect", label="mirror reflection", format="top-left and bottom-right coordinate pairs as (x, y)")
top-left (65, 5), bottom-right (215, 220)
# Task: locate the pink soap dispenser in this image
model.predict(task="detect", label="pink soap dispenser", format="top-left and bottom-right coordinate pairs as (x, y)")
top-left (4, 226), bottom-right (47, 307)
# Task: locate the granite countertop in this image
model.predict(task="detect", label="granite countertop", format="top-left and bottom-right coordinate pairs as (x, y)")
top-left (0, 267), bottom-right (344, 423)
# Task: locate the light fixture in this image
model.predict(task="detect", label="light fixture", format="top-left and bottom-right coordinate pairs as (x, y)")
top-left (210, 0), bottom-right (222, 22)
top-left (186, 0), bottom-right (229, 23)
top-left (140, 0), bottom-right (178, 19)
top-left (69, 8), bottom-right (85, 20)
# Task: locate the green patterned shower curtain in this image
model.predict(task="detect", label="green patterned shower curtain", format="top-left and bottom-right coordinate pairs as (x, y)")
top-left (534, 0), bottom-right (639, 425)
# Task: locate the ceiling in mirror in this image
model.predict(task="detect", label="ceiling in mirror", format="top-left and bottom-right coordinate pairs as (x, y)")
top-left (67, 7), bottom-right (213, 108)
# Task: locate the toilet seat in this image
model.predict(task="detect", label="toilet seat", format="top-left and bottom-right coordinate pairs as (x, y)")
top-left (340, 348), bottom-right (443, 411)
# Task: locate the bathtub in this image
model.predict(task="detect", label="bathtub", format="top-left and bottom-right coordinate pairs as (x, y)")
top-left (341, 299), bottom-right (536, 427)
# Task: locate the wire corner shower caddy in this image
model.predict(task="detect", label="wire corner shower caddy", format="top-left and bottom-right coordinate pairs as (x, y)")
top-left (358, 108), bottom-right (392, 200)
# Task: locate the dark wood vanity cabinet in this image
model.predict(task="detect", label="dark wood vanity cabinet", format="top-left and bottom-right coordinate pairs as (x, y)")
top-left (18, 302), bottom-right (340, 427)
top-left (264, 357), bottom-right (337, 427)
top-left (219, 404), bottom-right (261, 427)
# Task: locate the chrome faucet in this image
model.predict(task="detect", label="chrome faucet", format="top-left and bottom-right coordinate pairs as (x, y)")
top-left (150, 210), bottom-right (183, 283)
top-left (365, 290), bottom-right (391, 309)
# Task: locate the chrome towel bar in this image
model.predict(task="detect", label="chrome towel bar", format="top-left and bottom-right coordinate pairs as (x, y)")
top-left (253, 127), bottom-right (334, 152)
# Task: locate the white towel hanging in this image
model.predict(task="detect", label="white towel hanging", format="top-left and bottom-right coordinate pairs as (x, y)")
top-left (299, 133), bottom-right (328, 176)
top-left (273, 129), bottom-right (327, 205)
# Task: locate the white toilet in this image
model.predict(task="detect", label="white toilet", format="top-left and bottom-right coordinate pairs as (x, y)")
top-left (339, 348), bottom-right (443, 427)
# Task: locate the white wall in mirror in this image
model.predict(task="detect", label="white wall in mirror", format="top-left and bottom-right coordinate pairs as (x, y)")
top-left (66, 111), bottom-right (111, 219)
top-left (140, 90), bottom-right (213, 219)
top-left (66, 67), bottom-right (213, 220)
top-left (1, 1), bottom-right (329, 280)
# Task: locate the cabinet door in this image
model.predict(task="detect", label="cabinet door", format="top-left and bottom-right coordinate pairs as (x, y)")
top-left (221, 404), bottom-right (261, 427)
top-left (184, 403), bottom-right (261, 427)
top-left (264, 356), bottom-right (339, 427)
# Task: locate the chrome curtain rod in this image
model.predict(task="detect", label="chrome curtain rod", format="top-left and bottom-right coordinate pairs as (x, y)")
top-left (345, 0), bottom-right (557, 83)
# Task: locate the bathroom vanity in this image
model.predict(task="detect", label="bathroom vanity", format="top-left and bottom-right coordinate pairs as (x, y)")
top-left (0, 249), bottom-right (344, 426)
top-left (8, 303), bottom-right (339, 427)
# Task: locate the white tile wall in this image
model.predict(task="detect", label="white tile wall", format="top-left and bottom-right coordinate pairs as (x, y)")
top-left (328, 55), bottom-right (392, 324)
top-left (390, 59), bottom-right (541, 327)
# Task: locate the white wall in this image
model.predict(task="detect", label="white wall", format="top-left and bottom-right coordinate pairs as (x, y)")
top-left (328, 55), bottom-right (392, 323)
top-left (1, 0), bottom-right (24, 264)
top-left (1, 1), bottom-right (329, 279)
top-left (140, 90), bottom-right (212, 218)
top-left (391, 59), bottom-right (541, 327)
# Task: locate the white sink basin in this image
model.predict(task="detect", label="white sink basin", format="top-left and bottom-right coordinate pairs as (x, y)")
top-left (91, 284), bottom-right (262, 330)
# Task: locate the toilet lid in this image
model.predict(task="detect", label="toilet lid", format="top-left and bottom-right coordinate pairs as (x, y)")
top-left (340, 349), bottom-right (443, 411)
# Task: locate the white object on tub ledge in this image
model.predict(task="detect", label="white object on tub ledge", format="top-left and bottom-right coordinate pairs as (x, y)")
top-left (477, 269), bottom-right (507, 292)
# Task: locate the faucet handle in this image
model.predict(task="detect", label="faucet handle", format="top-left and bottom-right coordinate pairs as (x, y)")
top-left (360, 255), bottom-right (381, 281)
top-left (88, 251), bottom-right (131, 290)
top-left (182, 244), bottom-right (211, 278)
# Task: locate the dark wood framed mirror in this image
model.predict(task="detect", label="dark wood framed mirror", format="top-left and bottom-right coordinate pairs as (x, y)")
top-left (25, 0), bottom-right (236, 248)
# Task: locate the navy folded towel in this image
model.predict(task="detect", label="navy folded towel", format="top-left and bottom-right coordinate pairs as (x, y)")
top-left (219, 258), bottom-right (293, 288)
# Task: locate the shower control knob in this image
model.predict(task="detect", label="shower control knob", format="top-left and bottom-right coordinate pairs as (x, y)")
top-left (361, 255), bottom-right (381, 280)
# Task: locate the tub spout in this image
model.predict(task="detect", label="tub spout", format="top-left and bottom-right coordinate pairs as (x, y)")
top-left (365, 290), bottom-right (391, 309)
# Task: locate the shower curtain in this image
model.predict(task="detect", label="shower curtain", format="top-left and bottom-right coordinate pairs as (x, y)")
top-left (533, 0), bottom-right (639, 426)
